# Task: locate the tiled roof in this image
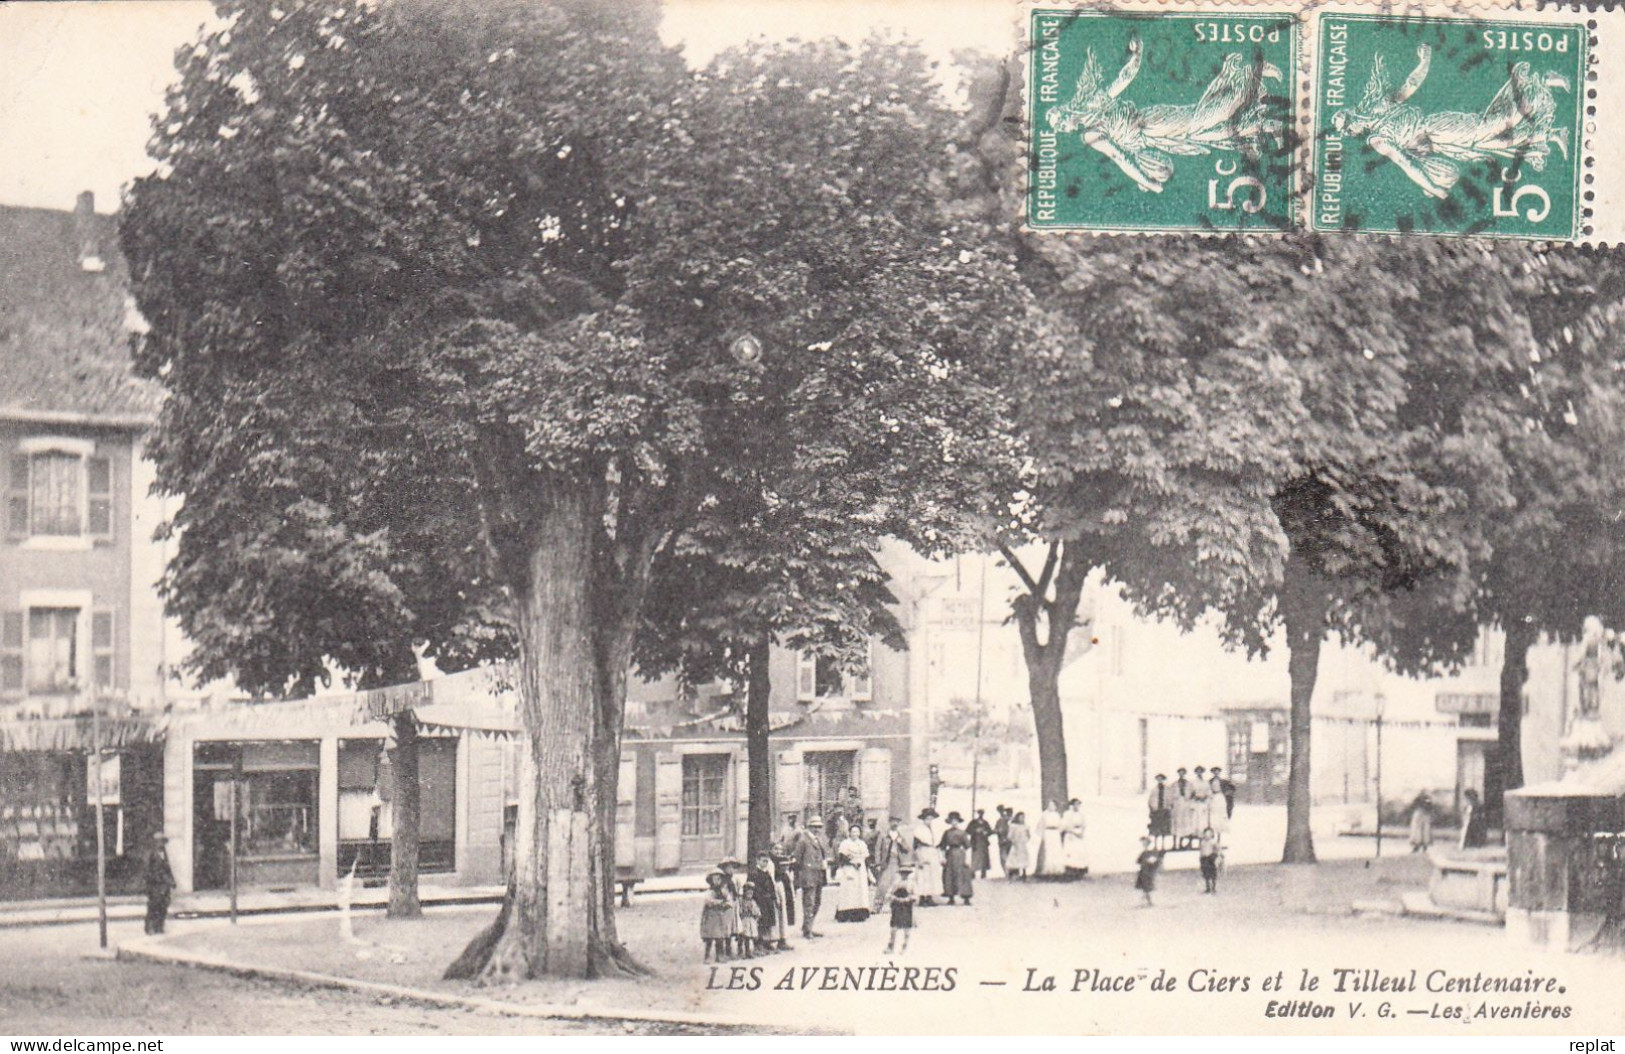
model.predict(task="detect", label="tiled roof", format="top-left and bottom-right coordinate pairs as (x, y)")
top-left (0, 199), bottom-right (160, 424)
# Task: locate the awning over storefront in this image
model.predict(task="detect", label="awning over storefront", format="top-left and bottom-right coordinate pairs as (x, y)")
top-left (0, 714), bottom-right (167, 753)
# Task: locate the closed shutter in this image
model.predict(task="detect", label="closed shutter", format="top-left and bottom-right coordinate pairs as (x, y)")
top-left (86, 456), bottom-right (112, 540)
top-left (849, 640), bottom-right (874, 702)
top-left (654, 752), bottom-right (682, 870)
top-left (91, 611), bottom-right (115, 691)
top-left (615, 752), bottom-right (636, 868)
top-left (0, 611), bottom-right (21, 696)
top-left (795, 653), bottom-right (816, 702)
top-left (734, 750), bottom-right (750, 858)
top-left (6, 455), bottom-right (27, 537)
top-left (776, 749), bottom-right (804, 821)
top-left (860, 747), bottom-right (891, 813)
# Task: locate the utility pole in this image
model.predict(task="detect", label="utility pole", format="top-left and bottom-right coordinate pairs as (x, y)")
top-left (969, 555), bottom-right (988, 816)
top-left (1374, 695), bottom-right (1386, 860)
top-left (88, 681), bottom-right (108, 950)
top-left (229, 752), bottom-right (242, 924)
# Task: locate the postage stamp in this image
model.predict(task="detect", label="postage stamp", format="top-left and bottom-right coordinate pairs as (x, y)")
top-left (1310, 11), bottom-right (1588, 239)
top-left (1026, 8), bottom-right (1300, 233)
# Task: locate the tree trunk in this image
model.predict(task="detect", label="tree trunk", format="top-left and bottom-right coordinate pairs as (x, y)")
top-left (387, 712), bottom-right (421, 919)
top-left (1011, 542), bottom-right (1092, 811)
top-left (1495, 617), bottom-right (1536, 827)
top-left (443, 485), bottom-right (623, 981)
top-left (745, 634), bottom-right (775, 861)
top-left (1028, 668), bottom-right (1069, 809)
top-left (1280, 551), bottom-right (1324, 864)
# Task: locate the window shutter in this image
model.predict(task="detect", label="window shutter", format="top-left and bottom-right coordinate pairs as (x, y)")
top-left (860, 747), bottom-right (891, 812)
top-left (654, 752), bottom-right (682, 870)
top-left (0, 611), bottom-right (22, 696)
top-left (615, 752), bottom-right (636, 868)
top-left (849, 640), bottom-right (874, 702)
top-left (92, 611), bottom-right (115, 691)
top-left (6, 455), bottom-right (27, 537)
top-left (795, 652), bottom-right (816, 702)
top-left (775, 749), bottom-right (805, 821)
top-left (87, 456), bottom-right (112, 539)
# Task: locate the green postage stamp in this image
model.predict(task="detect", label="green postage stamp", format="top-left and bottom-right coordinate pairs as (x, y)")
top-left (1024, 3), bottom-right (1618, 242)
top-left (1313, 13), bottom-right (1587, 240)
top-left (1027, 9), bottom-right (1300, 233)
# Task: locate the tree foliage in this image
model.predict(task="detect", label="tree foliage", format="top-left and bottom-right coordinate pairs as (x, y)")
top-left (123, 0), bottom-right (1031, 979)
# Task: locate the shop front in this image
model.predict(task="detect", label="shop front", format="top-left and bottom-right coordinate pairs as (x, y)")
top-left (0, 715), bottom-right (164, 901)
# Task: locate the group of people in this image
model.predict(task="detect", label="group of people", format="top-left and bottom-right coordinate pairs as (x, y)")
top-left (1145, 766), bottom-right (1234, 850)
top-left (1406, 788), bottom-right (1488, 852)
top-left (701, 788), bottom-right (1016, 960)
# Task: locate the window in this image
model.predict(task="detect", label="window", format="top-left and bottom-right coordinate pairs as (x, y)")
top-left (7, 446), bottom-right (112, 541)
top-left (795, 642), bottom-right (874, 702)
top-left (0, 609), bottom-right (113, 698)
top-left (27, 609), bottom-right (78, 694)
top-left (680, 754), bottom-right (730, 864)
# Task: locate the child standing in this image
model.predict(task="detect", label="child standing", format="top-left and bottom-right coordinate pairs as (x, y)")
top-left (1198, 827), bottom-right (1221, 894)
top-left (886, 865), bottom-right (916, 954)
top-left (738, 881), bottom-right (761, 957)
top-left (701, 870), bottom-right (733, 962)
top-left (1133, 836), bottom-right (1162, 907)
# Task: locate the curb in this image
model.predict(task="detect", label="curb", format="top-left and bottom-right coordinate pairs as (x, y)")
top-left (115, 940), bottom-right (789, 1034)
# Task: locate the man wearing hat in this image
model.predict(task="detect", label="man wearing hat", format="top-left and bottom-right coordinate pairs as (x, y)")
top-left (790, 814), bottom-right (829, 938)
top-left (1147, 773), bottom-right (1172, 848)
top-left (870, 814), bottom-right (907, 914)
top-left (144, 832), bottom-right (176, 935)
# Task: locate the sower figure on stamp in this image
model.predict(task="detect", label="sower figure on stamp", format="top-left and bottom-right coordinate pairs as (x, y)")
top-left (1333, 44), bottom-right (1572, 201)
top-left (1046, 36), bottom-right (1285, 194)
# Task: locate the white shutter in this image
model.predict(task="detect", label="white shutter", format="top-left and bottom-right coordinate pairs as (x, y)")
top-left (860, 747), bottom-right (891, 813)
top-left (776, 749), bottom-right (805, 820)
top-left (654, 752), bottom-right (682, 870)
top-left (734, 750), bottom-right (750, 858)
top-left (795, 652), bottom-right (816, 701)
top-left (849, 640), bottom-right (874, 702)
top-left (615, 752), bottom-right (636, 868)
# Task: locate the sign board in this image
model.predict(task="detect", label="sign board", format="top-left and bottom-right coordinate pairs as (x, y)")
top-left (1436, 692), bottom-right (1498, 716)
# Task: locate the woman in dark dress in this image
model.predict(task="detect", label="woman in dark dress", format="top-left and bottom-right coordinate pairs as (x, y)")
top-left (1460, 789), bottom-right (1489, 849)
top-left (966, 810), bottom-right (994, 878)
top-left (1133, 836), bottom-right (1162, 907)
top-left (938, 812), bottom-right (974, 905)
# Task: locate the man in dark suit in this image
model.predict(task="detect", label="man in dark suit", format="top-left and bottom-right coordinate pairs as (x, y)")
top-left (144, 832), bottom-right (176, 935)
top-left (791, 815), bottom-right (830, 938)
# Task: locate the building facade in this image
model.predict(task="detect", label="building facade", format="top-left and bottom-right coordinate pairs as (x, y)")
top-left (0, 193), bottom-right (171, 899)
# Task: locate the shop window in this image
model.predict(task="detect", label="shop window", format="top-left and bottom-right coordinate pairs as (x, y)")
top-left (336, 736), bottom-right (458, 878)
top-left (7, 447), bottom-right (112, 541)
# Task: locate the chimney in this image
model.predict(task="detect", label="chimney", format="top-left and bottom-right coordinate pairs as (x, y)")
top-left (74, 190), bottom-right (105, 273)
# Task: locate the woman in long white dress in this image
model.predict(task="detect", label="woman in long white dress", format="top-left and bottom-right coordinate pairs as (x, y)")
top-left (1206, 771), bottom-right (1230, 840)
top-left (912, 808), bottom-right (944, 904)
top-left (1061, 798), bottom-right (1089, 876)
top-left (1035, 801), bottom-right (1067, 878)
top-left (1005, 812), bottom-right (1032, 878)
top-left (834, 824), bottom-right (872, 922)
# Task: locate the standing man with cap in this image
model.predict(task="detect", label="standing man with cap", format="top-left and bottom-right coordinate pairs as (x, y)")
top-left (993, 805), bottom-right (1013, 876)
top-left (144, 832), bottom-right (176, 935)
top-left (792, 814), bottom-right (829, 938)
top-left (1147, 774), bottom-right (1172, 848)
